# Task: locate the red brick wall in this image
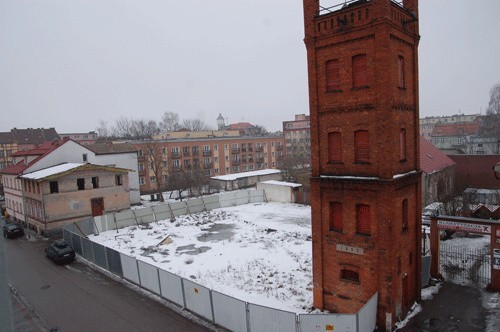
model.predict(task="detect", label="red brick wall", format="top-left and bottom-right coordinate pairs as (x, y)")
top-left (304, 0), bottom-right (421, 328)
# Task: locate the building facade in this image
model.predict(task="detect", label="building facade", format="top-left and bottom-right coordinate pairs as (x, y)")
top-left (420, 113), bottom-right (479, 140)
top-left (134, 135), bottom-right (284, 193)
top-left (59, 131), bottom-right (98, 145)
top-left (430, 121), bottom-right (479, 154)
top-left (303, 0), bottom-right (422, 329)
top-left (283, 114), bottom-right (311, 158)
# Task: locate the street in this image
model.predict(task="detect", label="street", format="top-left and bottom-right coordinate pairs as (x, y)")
top-left (3, 228), bottom-right (213, 332)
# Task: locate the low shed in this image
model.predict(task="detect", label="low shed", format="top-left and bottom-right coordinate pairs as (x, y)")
top-left (210, 169), bottom-right (282, 191)
top-left (257, 180), bottom-right (302, 203)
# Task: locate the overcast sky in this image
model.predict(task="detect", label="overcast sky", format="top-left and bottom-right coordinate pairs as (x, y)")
top-left (1, 1), bottom-right (499, 133)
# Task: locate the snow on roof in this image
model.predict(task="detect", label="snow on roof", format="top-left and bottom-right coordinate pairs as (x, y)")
top-left (211, 169), bottom-right (281, 181)
top-left (260, 180), bottom-right (302, 188)
top-left (20, 163), bottom-right (84, 180)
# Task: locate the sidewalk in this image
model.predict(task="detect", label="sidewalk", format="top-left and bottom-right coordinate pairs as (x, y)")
top-left (400, 282), bottom-right (499, 331)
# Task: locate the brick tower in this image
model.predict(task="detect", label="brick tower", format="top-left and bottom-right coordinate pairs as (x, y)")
top-left (303, 0), bottom-right (421, 329)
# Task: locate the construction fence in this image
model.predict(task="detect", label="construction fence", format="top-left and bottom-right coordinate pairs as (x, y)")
top-left (63, 189), bottom-right (379, 332)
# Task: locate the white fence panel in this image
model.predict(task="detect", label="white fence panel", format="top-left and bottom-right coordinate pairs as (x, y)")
top-left (203, 195), bottom-right (220, 211)
top-left (158, 269), bottom-right (184, 307)
top-left (115, 210), bottom-right (137, 229)
top-left (134, 207), bottom-right (155, 224)
top-left (357, 292), bottom-right (378, 332)
top-left (235, 190), bottom-right (251, 205)
top-left (249, 189), bottom-right (265, 203)
top-left (152, 205), bottom-right (171, 221)
top-left (120, 254), bottom-right (140, 284)
top-left (187, 198), bottom-right (205, 214)
top-left (170, 201), bottom-right (188, 217)
top-left (137, 261), bottom-right (161, 295)
top-left (183, 279), bottom-right (213, 321)
top-left (212, 291), bottom-right (247, 332)
top-left (219, 192), bottom-right (239, 208)
top-left (248, 303), bottom-right (296, 332)
top-left (299, 314), bottom-right (356, 332)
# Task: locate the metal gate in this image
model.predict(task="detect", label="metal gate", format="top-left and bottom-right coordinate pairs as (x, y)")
top-left (440, 244), bottom-right (491, 286)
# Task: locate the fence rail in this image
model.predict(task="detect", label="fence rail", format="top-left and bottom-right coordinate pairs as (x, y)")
top-left (63, 189), bottom-right (378, 331)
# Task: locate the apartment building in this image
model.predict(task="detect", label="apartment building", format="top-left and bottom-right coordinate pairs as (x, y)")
top-left (420, 114), bottom-right (479, 140)
top-left (133, 135), bottom-right (284, 193)
top-left (283, 114), bottom-right (310, 158)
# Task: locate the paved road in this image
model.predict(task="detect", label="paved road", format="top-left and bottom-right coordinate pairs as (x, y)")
top-left (4, 232), bottom-right (213, 332)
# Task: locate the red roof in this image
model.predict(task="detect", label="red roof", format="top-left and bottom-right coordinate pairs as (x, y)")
top-left (0, 160), bottom-right (28, 175)
top-left (229, 122), bottom-right (253, 130)
top-left (419, 136), bottom-right (455, 174)
top-left (432, 122), bottom-right (479, 137)
top-left (449, 154), bottom-right (500, 190)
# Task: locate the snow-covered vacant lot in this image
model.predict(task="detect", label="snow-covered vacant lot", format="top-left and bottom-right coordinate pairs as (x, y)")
top-left (90, 202), bottom-right (314, 313)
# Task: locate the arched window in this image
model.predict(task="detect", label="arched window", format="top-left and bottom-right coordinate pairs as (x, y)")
top-left (354, 130), bottom-right (370, 163)
top-left (326, 59), bottom-right (341, 92)
top-left (352, 54), bottom-right (367, 88)
top-left (356, 204), bottom-right (371, 235)
top-left (329, 202), bottom-right (343, 231)
top-left (328, 132), bottom-right (342, 163)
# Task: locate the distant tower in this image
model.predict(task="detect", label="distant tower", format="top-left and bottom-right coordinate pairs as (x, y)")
top-left (217, 113), bottom-right (225, 131)
top-left (303, 0), bottom-right (421, 329)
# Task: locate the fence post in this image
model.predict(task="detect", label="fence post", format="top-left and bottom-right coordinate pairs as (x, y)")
top-left (185, 201), bottom-right (191, 215)
top-left (201, 196), bottom-right (207, 211)
top-left (132, 209), bottom-right (139, 225)
top-left (168, 203), bottom-right (175, 220)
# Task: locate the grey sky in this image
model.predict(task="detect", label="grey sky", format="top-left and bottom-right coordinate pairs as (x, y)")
top-left (1, 1), bottom-right (499, 133)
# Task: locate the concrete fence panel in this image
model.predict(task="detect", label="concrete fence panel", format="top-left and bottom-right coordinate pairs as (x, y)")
top-left (169, 201), bottom-right (188, 217)
top-left (202, 195), bottom-right (220, 211)
top-left (299, 314), bottom-right (356, 332)
top-left (92, 242), bottom-right (108, 270)
top-left (152, 205), bottom-right (171, 221)
top-left (62, 228), bottom-right (71, 244)
top-left (158, 269), bottom-right (184, 307)
top-left (357, 292), bottom-right (378, 332)
top-left (93, 215), bottom-right (105, 233)
top-left (248, 303), bottom-right (297, 332)
top-left (120, 254), bottom-right (140, 285)
top-left (212, 290), bottom-right (248, 332)
top-left (106, 247), bottom-right (123, 277)
top-left (249, 189), bottom-right (265, 203)
top-left (137, 261), bottom-right (161, 295)
top-left (422, 255), bottom-right (432, 287)
top-left (81, 237), bottom-right (95, 263)
top-left (235, 190), bottom-right (251, 205)
top-left (134, 207), bottom-right (155, 224)
top-left (114, 210), bottom-right (137, 229)
top-left (219, 192), bottom-right (239, 208)
top-left (187, 198), bottom-right (205, 214)
top-left (183, 279), bottom-right (214, 321)
top-left (75, 217), bottom-right (95, 236)
top-left (70, 233), bottom-right (83, 255)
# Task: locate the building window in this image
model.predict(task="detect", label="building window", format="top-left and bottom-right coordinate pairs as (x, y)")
top-left (77, 178), bottom-right (85, 190)
top-left (115, 175), bottom-right (123, 186)
top-left (92, 177), bottom-right (99, 189)
top-left (398, 56), bottom-right (405, 88)
top-left (341, 269), bottom-right (360, 284)
top-left (352, 54), bottom-right (367, 88)
top-left (326, 59), bottom-right (341, 92)
top-left (354, 130), bottom-right (370, 163)
top-left (139, 177), bottom-right (145, 185)
top-left (402, 199), bottom-right (409, 231)
top-left (400, 128), bottom-right (407, 161)
top-left (82, 154), bottom-right (88, 162)
top-left (329, 202), bottom-right (343, 231)
top-left (356, 204), bottom-right (370, 235)
top-left (150, 176), bottom-right (156, 183)
top-left (138, 150), bottom-right (143, 157)
top-left (50, 181), bottom-right (59, 194)
top-left (328, 132), bottom-right (342, 163)
top-left (138, 163), bottom-right (144, 172)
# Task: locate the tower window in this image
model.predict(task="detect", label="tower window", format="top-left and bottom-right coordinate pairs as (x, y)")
top-left (400, 128), bottom-right (407, 161)
top-left (341, 269), bottom-right (360, 283)
top-left (356, 204), bottom-right (371, 235)
top-left (326, 60), bottom-right (341, 92)
top-left (354, 130), bottom-right (370, 163)
top-left (398, 56), bottom-right (405, 88)
top-left (50, 181), bottom-right (59, 194)
top-left (352, 54), bottom-right (368, 88)
top-left (329, 202), bottom-right (343, 231)
top-left (402, 199), bottom-right (409, 231)
top-left (328, 132), bottom-right (342, 163)
top-left (77, 178), bottom-right (85, 190)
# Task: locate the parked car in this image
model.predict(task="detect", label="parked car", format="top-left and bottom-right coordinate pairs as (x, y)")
top-left (3, 223), bottom-right (25, 239)
top-left (45, 240), bottom-right (75, 264)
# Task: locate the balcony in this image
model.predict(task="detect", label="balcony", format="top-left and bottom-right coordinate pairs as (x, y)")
top-left (172, 165), bottom-right (182, 172)
top-left (231, 148), bottom-right (240, 154)
top-left (232, 160), bottom-right (241, 166)
top-left (276, 145), bottom-right (284, 151)
top-left (192, 151), bottom-right (200, 156)
top-left (171, 152), bottom-right (181, 159)
top-left (204, 162), bottom-right (213, 169)
top-left (203, 150), bottom-right (212, 157)
top-left (248, 158), bottom-right (254, 163)
top-left (256, 157), bottom-right (264, 163)
top-left (255, 147), bottom-right (264, 152)
top-left (183, 151), bottom-right (190, 157)
top-left (241, 147), bottom-right (247, 152)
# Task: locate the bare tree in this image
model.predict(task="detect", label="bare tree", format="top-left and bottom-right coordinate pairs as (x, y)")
top-left (181, 118), bottom-right (211, 131)
top-left (167, 171), bottom-right (190, 201)
top-left (96, 119), bottom-right (111, 139)
top-left (159, 112), bottom-right (181, 132)
top-left (143, 141), bottom-right (168, 202)
top-left (478, 83), bottom-right (500, 153)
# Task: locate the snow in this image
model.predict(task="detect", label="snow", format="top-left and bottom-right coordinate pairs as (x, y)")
top-left (320, 175), bottom-right (379, 180)
top-left (20, 163), bottom-right (84, 180)
top-left (210, 169), bottom-right (281, 181)
top-left (260, 180), bottom-right (302, 187)
top-left (393, 170), bottom-right (417, 179)
top-left (90, 202), bottom-right (314, 313)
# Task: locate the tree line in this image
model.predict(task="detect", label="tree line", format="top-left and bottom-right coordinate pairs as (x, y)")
top-left (96, 112), bottom-right (212, 140)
